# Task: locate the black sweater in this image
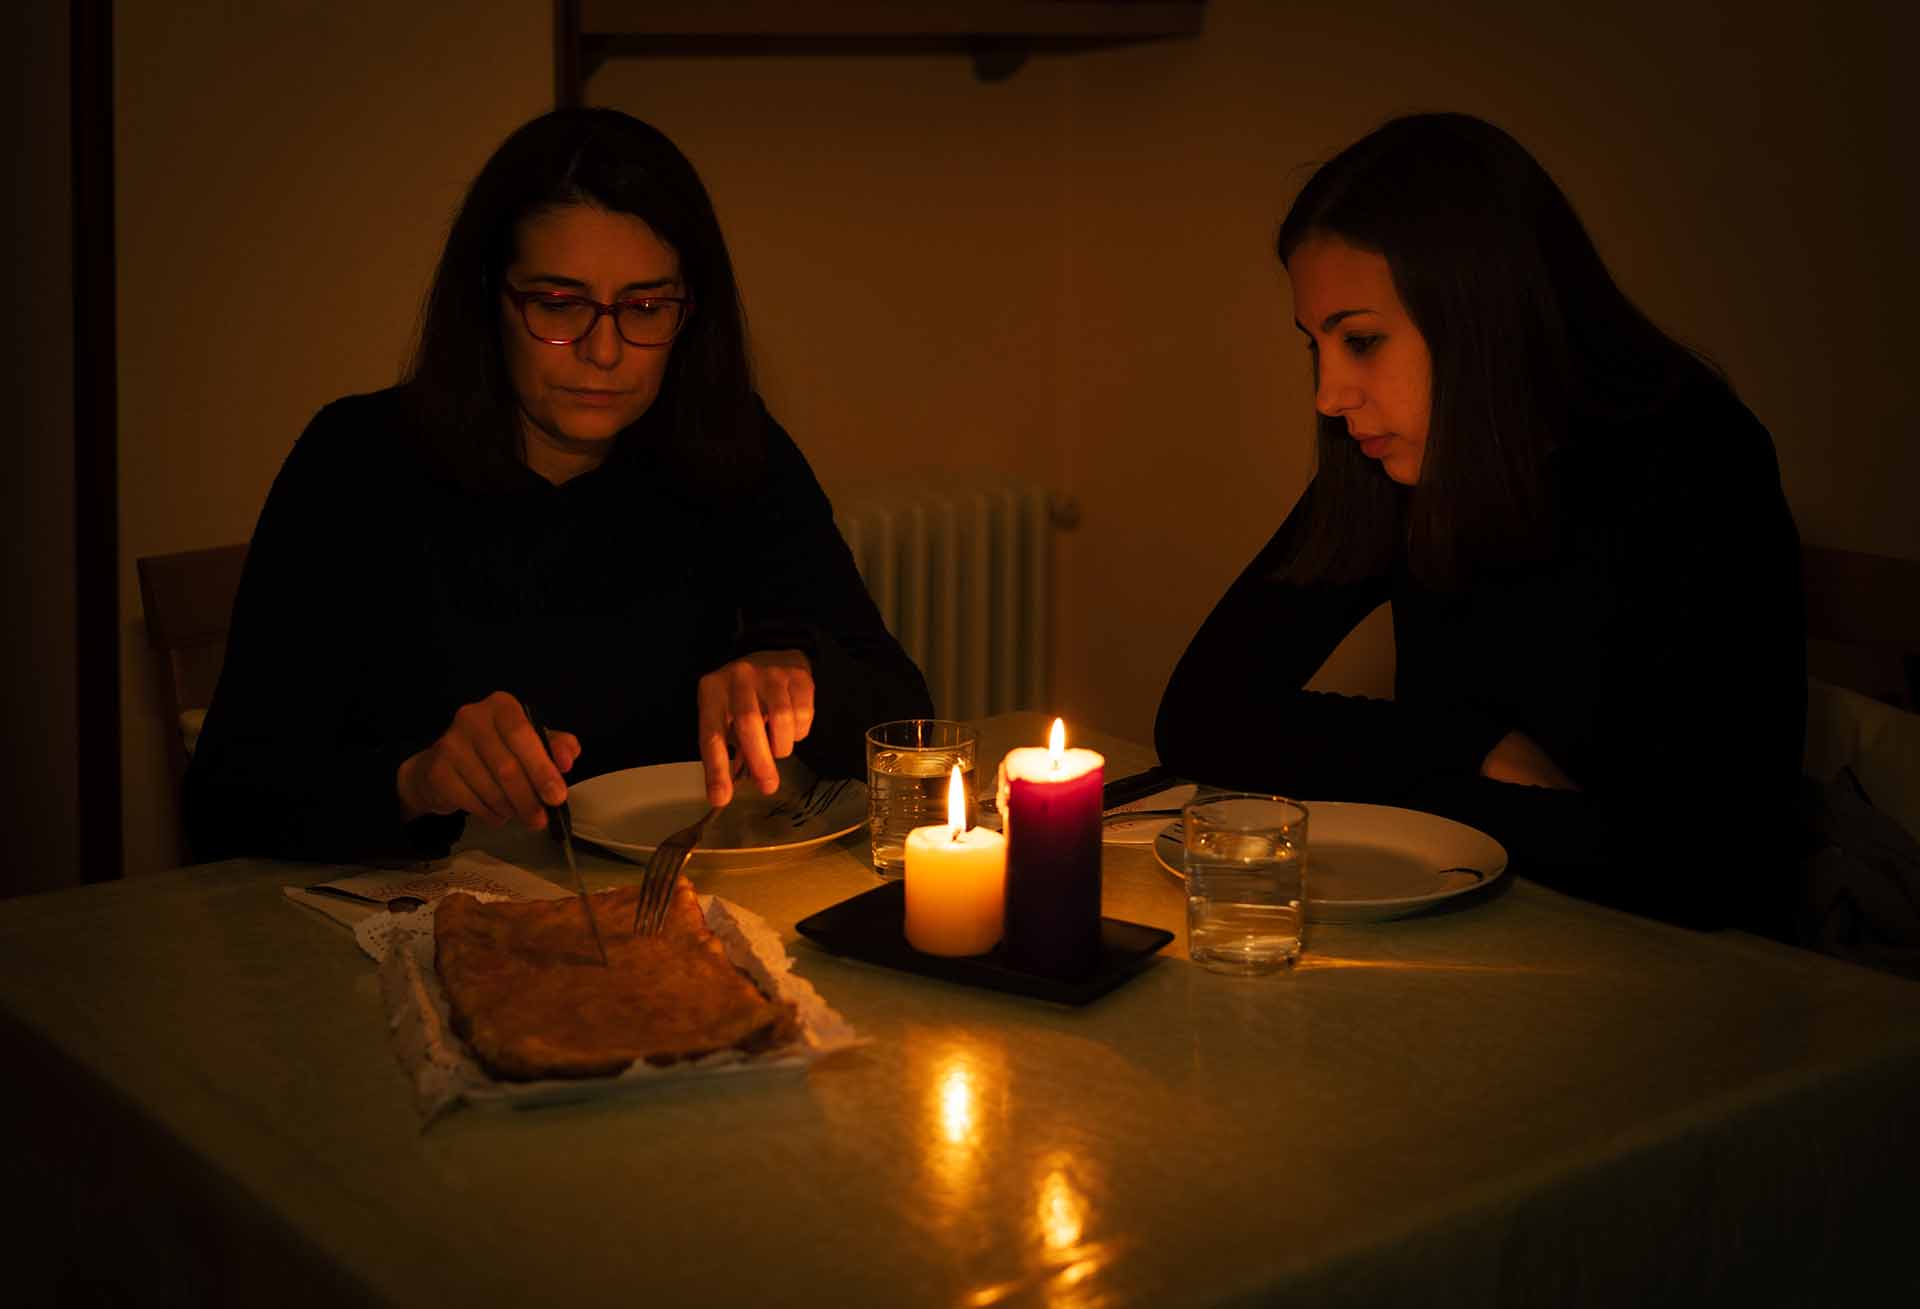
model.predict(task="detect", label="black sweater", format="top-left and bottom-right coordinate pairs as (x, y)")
top-left (1155, 381), bottom-right (1805, 933)
top-left (185, 389), bottom-right (932, 864)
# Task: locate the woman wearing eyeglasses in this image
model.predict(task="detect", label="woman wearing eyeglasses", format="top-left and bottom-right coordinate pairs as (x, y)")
top-left (185, 108), bottom-right (931, 863)
top-left (1154, 113), bottom-right (1805, 934)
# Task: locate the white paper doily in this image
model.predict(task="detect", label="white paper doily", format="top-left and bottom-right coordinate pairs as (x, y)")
top-left (373, 892), bottom-right (863, 1122)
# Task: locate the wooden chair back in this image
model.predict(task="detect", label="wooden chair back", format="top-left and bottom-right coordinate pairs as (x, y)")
top-left (136, 544), bottom-right (248, 804)
top-left (1802, 545), bottom-right (1920, 712)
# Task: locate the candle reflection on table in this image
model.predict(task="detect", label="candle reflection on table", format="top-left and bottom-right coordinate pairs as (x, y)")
top-left (1036, 1156), bottom-right (1088, 1252)
top-left (939, 1057), bottom-right (977, 1147)
top-left (963, 1148), bottom-right (1115, 1309)
top-left (912, 1030), bottom-right (1010, 1215)
top-left (894, 1028), bottom-right (1125, 1309)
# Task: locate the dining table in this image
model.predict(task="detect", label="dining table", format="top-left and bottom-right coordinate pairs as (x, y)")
top-left (5, 710), bottom-right (1918, 1306)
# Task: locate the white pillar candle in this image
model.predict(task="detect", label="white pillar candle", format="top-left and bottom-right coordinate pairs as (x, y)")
top-left (904, 764), bottom-right (1007, 957)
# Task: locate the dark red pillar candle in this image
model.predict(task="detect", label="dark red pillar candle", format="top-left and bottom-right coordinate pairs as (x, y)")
top-left (1000, 743), bottom-right (1104, 978)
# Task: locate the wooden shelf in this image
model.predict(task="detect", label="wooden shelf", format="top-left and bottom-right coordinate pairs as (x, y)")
top-left (556, 1), bottom-right (1208, 101)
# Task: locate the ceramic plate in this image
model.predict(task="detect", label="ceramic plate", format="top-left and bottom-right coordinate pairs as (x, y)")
top-left (1152, 801), bottom-right (1508, 922)
top-left (568, 758), bottom-right (867, 870)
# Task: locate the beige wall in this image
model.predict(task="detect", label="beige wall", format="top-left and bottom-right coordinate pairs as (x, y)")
top-left (114, 0), bottom-right (1916, 872)
top-left (588, 51), bottom-right (1073, 498)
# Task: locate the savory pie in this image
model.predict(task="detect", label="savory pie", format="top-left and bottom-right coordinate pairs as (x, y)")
top-left (434, 880), bottom-right (799, 1081)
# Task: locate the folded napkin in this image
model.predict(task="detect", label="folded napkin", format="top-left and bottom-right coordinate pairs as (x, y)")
top-left (282, 850), bottom-right (568, 946)
top-left (1102, 784), bottom-right (1198, 845)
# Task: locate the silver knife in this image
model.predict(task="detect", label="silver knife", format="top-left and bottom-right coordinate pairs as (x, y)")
top-left (521, 698), bottom-right (607, 966)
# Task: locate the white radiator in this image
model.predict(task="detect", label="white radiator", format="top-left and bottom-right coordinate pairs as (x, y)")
top-left (832, 483), bottom-right (1057, 721)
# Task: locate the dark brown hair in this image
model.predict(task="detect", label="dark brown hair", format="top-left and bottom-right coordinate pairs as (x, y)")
top-left (403, 108), bottom-right (756, 495)
top-left (1275, 112), bottom-right (1720, 586)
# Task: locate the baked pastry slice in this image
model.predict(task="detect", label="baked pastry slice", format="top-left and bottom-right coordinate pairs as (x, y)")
top-left (435, 880), bottom-right (798, 1081)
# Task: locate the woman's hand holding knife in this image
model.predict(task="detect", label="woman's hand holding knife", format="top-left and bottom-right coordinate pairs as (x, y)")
top-left (396, 690), bottom-right (579, 827)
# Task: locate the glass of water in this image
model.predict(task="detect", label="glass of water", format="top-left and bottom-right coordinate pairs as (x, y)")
top-left (865, 720), bottom-right (979, 878)
top-left (1182, 793), bottom-right (1308, 975)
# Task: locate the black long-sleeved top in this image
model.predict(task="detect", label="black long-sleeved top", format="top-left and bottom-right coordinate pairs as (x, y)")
top-left (185, 389), bottom-right (932, 864)
top-left (1155, 380), bottom-right (1805, 933)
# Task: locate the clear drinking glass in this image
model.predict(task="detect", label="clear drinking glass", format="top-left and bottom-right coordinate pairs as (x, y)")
top-left (865, 720), bottom-right (979, 879)
top-left (1182, 794), bottom-right (1308, 975)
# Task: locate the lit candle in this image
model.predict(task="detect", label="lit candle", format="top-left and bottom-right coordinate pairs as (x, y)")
top-left (997, 718), bottom-right (1104, 978)
top-left (904, 764), bottom-right (1007, 957)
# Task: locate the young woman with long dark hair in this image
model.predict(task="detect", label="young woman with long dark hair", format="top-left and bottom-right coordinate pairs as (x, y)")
top-left (186, 108), bottom-right (931, 863)
top-left (1154, 113), bottom-right (1804, 932)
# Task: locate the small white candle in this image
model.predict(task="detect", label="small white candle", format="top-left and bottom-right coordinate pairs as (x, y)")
top-left (904, 764), bottom-right (1007, 957)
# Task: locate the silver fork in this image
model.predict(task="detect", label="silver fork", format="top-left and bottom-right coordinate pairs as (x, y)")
top-left (631, 804), bottom-right (719, 936)
top-left (633, 757), bottom-right (744, 936)
top-left (770, 777), bottom-right (851, 827)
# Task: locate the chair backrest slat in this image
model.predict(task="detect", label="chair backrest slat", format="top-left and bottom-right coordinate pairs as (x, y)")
top-left (136, 544), bottom-right (248, 651)
top-left (1802, 544), bottom-right (1920, 712)
top-left (135, 543), bottom-right (248, 866)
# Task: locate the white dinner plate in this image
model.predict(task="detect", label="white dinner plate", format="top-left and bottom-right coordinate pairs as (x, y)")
top-left (1152, 801), bottom-right (1508, 922)
top-left (568, 759), bottom-right (867, 870)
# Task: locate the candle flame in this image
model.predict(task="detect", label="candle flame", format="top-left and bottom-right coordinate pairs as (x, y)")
top-left (947, 762), bottom-right (967, 838)
top-left (1048, 717), bottom-right (1065, 768)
